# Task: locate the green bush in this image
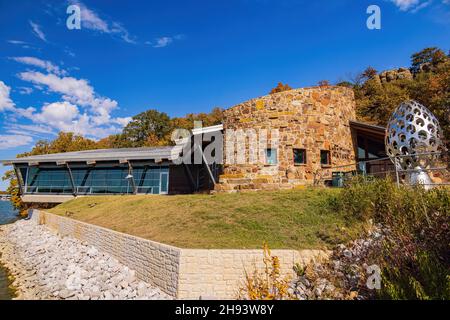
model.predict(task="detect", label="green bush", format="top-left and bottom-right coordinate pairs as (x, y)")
top-left (336, 177), bottom-right (450, 300)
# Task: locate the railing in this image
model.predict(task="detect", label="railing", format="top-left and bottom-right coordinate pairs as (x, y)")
top-left (316, 151), bottom-right (449, 187)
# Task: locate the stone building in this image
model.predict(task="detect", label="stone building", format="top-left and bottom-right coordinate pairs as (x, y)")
top-left (215, 86), bottom-right (382, 192)
top-left (2, 86), bottom-right (388, 202)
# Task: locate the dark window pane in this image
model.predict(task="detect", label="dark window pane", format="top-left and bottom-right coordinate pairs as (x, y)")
top-left (320, 150), bottom-right (331, 165)
top-left (293, 149), bottom-right (306, 164)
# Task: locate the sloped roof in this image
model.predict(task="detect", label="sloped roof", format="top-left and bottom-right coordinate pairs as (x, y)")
top-left (2, 145), bottom-right (183, 165)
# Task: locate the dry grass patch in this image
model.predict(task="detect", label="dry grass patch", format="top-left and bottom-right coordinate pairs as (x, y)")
top-left (48, 188), bottom-right (365, 249)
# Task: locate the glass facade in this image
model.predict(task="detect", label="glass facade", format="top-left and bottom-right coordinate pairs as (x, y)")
top-left (24, 165), bottom-right (169, 195)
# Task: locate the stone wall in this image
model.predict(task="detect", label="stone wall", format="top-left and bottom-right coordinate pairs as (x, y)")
top-left (31, 210), bottom-right (181, 297)
top-left (216, 86), bottom-right (357, 192)
top-left (177, 249), bottom-right (328, 299)
top-left (31, 210), bottom-right (329, 299)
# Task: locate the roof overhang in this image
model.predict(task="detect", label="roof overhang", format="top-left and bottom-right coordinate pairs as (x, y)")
top-left (1, 145), bottom-right (184, 166)
top-left (350, 120), bottom-right (386, 140)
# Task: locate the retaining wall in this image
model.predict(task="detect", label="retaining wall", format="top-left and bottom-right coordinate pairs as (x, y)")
top-left (31, 210), bottom-right (329, 299)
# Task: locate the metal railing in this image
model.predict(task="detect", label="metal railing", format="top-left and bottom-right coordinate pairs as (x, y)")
top-left (316, 151), bottom-right (449, 187)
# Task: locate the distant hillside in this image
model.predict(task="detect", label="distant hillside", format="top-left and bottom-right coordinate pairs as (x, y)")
top-left (339, 47), bottom-right (449, 147)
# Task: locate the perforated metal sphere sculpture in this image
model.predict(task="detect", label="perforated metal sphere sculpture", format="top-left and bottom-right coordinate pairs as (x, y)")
top-left (385, 100), bottom-right (443, 171)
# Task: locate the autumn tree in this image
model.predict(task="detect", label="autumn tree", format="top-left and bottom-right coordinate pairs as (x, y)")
top-left (361, 67), bottom-right (378, 81)
top-left (20, 132), bottom-right (99, 157)
top-left (119, 109), bottom-right (172, 147)
top-left (408, 58), bottom-right (450, 147)
top-left (270, 82), bottom-right (292, 94)
top-left (411, 47), bottom-right (448, 74)
top-left (354, 47), bottom-right (449, 147)
top-left (317, 80), bottom-right (330, 87)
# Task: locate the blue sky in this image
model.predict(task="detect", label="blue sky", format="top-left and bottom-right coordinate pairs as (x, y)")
top-left (0, 0), bottom-right (449, 189)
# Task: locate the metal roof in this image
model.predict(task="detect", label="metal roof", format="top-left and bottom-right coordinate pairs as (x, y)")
top-left (349, 120), bottom-right (386, 133)
top-left (2, 145), bottom-right (184, 165)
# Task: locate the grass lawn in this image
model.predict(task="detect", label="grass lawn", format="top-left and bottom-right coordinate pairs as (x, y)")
top-left (48, 188), bottom-right (366, 250)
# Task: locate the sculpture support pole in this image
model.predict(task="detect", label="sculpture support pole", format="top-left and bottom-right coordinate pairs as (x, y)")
top-left (394, 158), bottom-right (400, 188)
top-left (410, 166), bottom-right (433, 190)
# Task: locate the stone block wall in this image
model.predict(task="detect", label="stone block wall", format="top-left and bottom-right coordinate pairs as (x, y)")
top-left (31, 210), bottom-right (181, 297)
top-left (177, 249), bottom-right (329, 299)
top-left (31, 210), bottom-right (330, 299)
top-left (216, 86), bottom-right (357, 192)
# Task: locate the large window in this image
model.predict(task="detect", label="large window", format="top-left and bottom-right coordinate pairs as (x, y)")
top-left (25, 165), bottom-right (169, 195)
top-left (357, 135), bottom-right (386, 160)
top-left (293, 149), bottom-right (307, 165)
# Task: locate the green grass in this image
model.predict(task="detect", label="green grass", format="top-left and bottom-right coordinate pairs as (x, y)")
top-left (48, 188), bottom-right (366, 249)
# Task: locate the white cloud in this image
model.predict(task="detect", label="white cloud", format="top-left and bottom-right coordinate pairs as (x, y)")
top-left (29, 21), bottom-right (47, 42)
top-left (18, 87), bottom-right (33, 95)
top-left (18, 72), bottom-right (100, 109)
top-left (69, 1), bottom-right (136, 44)
top-left (10, 57), bottom-right (67, 76)
top-left (5, 123), bottom-right (55, 135)
top-left (113, 117), bottom-right (132, 127)
top-left (390, 0), bottom-right (432, 11)
top-left (391, 0), bottom-right (420, 10)
top-left (0, 81), bottom-right (15, 111)
top-left (148, 34), bottom-right (184, 48)
top-left (34, 101), bottom-right (79, 124)
top-left (2, 57), bottom-right (129, 140)
top-left (15, 71), bottom-right (128, 138)
top-left (7, 39), bottom-right (40, 50)
top-left (153, 37), bottom-right (173, 48)
top-left (411, 0), bottom-right (433, 12)
top-left (7, 40), bottom-right (27, 45)
top-left (0, 134), bottom-right (33, 150)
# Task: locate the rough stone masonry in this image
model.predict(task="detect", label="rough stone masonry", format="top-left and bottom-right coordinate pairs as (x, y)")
top-left (216, 86), bottom-right (357, 192)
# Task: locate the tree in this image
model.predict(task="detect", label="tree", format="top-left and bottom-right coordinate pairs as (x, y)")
top-left (362, 67), bottom-right (378, 80)
top-left (354, 79), bottom-right (411, 125)
top-left (336, 81), bottom-right (354, 88)
top-left (354, 47), bottom-right (449, 148)
top-left (19, 132), bottom-right (99, 157)
top-left (411, 47), bottom-right (448, 74)
top-left (408, 59), bottom-right (450, 148)
top-left (317, 80), bottom-right (330, 87)
top-left (270, 82), bottom-right (292, 94)
top-left (120, 109), bottom-right (172, 147)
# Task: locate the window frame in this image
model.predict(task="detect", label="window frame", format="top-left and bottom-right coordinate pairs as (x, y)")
top-left (293, 148), bottom-right (307, 165)
top-left (320, 150), bottom-right (331, 166)
top-left (265, 148), bottom-right (278, 165)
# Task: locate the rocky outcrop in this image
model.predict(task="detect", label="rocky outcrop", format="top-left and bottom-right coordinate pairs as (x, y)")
top-left (375, 68), bottom-right (413, 83)
top-left (0, 220), bottom-right (170, 300)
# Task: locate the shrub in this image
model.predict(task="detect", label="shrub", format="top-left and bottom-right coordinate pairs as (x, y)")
top-left (337, 177), bottom-right (450, 300)
top-left (238, 243), bottom-right (294, 300)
